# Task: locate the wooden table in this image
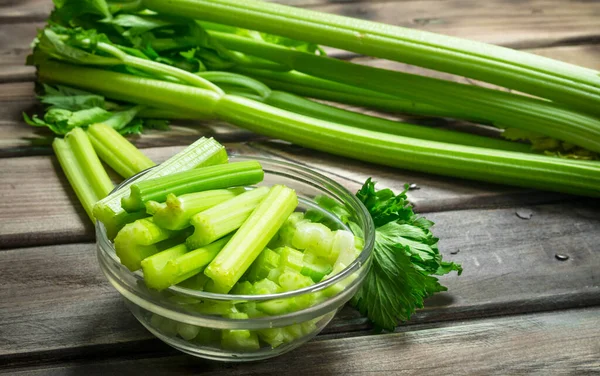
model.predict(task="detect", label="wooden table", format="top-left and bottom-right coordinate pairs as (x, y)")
top-left (1, 1), bottom-right (599, 374)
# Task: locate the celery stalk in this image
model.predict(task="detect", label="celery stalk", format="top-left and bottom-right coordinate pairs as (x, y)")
top-left (114, 218), bottom-right (177, 271)
top-left (245, 248), bottom-right (281, 282)
top-left (146, 188), bottom-right (244, 230)
top-left (52, 128), bottom-right (113, 222)
top-left (121, 161), bottom-right (264, 212)
top-left (87, 123), bottom-right (155, 179)
top-left (204, 185), bottom-right (298, 293)
top-left (93, 136), bottom-right (228, 240)
top-left (143, 236), bottom-right (231, 290)
top-left (143, 0), bottom-right (600, 116)
top-left (186, 186), bottom-right (269, 248)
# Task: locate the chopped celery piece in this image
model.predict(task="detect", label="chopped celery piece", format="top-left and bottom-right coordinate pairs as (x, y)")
top-left (256, 298), bottom-right (296, 315)
top-left (177, 322), bottom-right (201, 341)
top-left (252, 278), bottom-right (281, 295)
top-left (292, 222), bottom-right (336, 262)
top-left (278, 246), bottom-right (304, 272)
top-left (146, 188), bottom-right (244, 230)
top-left (114, 218), bottom-right (175, 271)
top-left (192, 327), bottom-right (220, 345)
top-left (231, 280), bottom-right (254, 295)
top-left (150, 314), bottom-right (178, 337)
top-left (177, 273), bottom-right (211, 290)
top-left (52, 127), bottom-right (113, 222)
top-left (143, 236), bottom-right (231, 291)
top-left (204, 185), bottom-right (298, 293)
top-left (87, 123), bottom-right (155, 179)
top-left (277, 212), bottom-right (307, 246)
top-left (244, 248), bottom-right (281, 283)
top-left (193, 300), bottom-right (237, 316)
top-left (301, 252), bottom-right (333, 282)
top-left (278, 270), bottom-right (314, 292)
top-left (331, 230), bottom-right (357, 268)
top-left (321, 263), bottom-right (358, 298)
top-left (257, 327), bottom-right (291, 348)
top-left (122, 161), bottom-right (264, 212)
top-left (221, 329), bottom-right (260, 351)
top-left (186, 186), bottom-right (269, 248)
top-left (94, 137), bottom-right (227, 240)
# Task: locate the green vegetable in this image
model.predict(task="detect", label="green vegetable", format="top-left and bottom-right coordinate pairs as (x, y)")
top-left (204, 185), bottom-right (298, 293)
top-left (143, 0), bottom-right (600, 116)
top-left (114, 218), bottom-right (177, 271)
top-left (121, 161), bottom-right (264, 212)
top-left (52, 127), bottom-right (114, 221)
top-left (94, 137), bottom-right (228, 240)
top-left (186, 186), bottom-right (269, 248)
top-left (244, 248), bottom-right (281, 282)
top-left (146, 188), bottom-right (244, 230)
top-left (87, 123), bottom-right (155, 179)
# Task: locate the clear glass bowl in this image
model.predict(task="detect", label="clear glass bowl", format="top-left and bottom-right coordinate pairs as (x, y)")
top-left (96, 155), bottom-right (375, 362)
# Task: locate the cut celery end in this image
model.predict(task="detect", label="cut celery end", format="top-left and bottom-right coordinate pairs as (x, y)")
top-left (253, 278), bottom-right (281, 295)
top-left (278, 246), bottom-right (304, 272)
top-left (321, 263), bottom-right (358, 298)
top-left (93, 137), bottom-right (227, 235)
top-left (148, 188), bottom-right (244, 231)
top-left (231, 280), bottom-right (254, 295)
top-left (121, 161), bottom-right (264, 212)
top-left (87, 123), bottom-right (155, 179)
top-left (114, 218), bottom-right (175, 271)
top-left (256, 298), bottom-right (296, 315)
top-left (176, 273), bottom-right (211, 290)
top-left (177, 322), bottom-right (201, 341)
top-left (278, 270), bottom-right (314, 292)
top-left (301, 261), bottom-right (333, 283)
top-left (331, 230), bottom-right (357, 268)
top-left (257, 328), bottom-right (290, 348)
top-left (193, 300), bottom-right (237, 316)
top-left (277, 212), bottom-right (307, 246)
top-left (204, 185), bottom-right (298, 293)
top-left (192, 327), bottom-right (220, 345)
top-left (150, 314), bottom-right (178, 337)
top-left (186, 186), bottom-right (269, 248)
top-left (292, 222), bottom-right (335, 262)
top-left (221, 329), bottom-right (260, 351)
top-left (141, 243), bottom-right (189, 290)
top-left (244, 247), bottom-right (281, 282)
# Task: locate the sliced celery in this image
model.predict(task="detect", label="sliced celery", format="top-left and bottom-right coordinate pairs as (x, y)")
top-left (143, 236), bottom-right (230, 291)
top-left (177, 322), bottom-right (201, 340)
top-left (301, 252), bottom-right (333, 283)
top-left (244, 248), bottom-right (281, 282)
top-left (278, 246), bottom-right (304, 273)
top-left (221, 329), bottom-right (260, 351)
top-left (204, 185), bottom-right (298, 293)
top-left (53, 128), bottom-right (113, 222)
top-left (186, 186), bottom-right (269, 248)
top-left (331, 230), bottom-right (357, 268)
top-left (122, 161), bottom-right (264, 212)
top-left (93, 137), bottom-right (227, 239)
top-left (87, 123), bottom-right (155, 179)
top-left (114, 218), bottom-right (176, 271)
top-left (146, 188), bottom-right (244, 231)
top-left (252, 278), bottom-right (280, 295)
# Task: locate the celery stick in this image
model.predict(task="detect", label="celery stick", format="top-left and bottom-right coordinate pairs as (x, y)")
top-left (145, 236), bottom-right (231, 291)
top-left (87, 123), bottom-right (155, 179)
top-left (122, 161), bottom-right (264, 212)
top-left (244, 248), bottom-right (281, 282)
top-left (93, 137), bottom-right (227, 240)
top-left (114, 218), bottom-right (176, 271)
top-left (53, 128), bottom-right (114, 222)
top-left (146, 188), bottom-right (244, 231)
top-left (186, 186), bottom-right (269, 248)
top-left (204, 185), bottom-right (298, 293)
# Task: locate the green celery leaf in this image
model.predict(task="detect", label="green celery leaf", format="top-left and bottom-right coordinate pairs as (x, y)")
top-left (40, 84), bottom-right (106, 111)
top-left (52, 0), bottom-right (112, 21)
top-left (107, 14), bottom-right (175, 37)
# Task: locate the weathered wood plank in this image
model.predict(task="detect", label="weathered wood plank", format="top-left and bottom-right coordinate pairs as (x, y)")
top-left (0, 141), bottom-right (580, 249)
top-left (0, 203), bottom-right (598, 363)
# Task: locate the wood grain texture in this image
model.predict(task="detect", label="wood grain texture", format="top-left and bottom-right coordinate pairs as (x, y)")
top-left (1, 202), bottom-right (598, 362)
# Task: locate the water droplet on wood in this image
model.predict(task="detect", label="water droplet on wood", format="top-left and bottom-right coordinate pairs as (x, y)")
top-left (516, 209), bottom-right (533, 219)
top-left (555, 254), bottom-right (569, 261)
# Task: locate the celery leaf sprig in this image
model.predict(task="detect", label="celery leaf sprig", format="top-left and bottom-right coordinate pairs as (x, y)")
top-left (317, 179), bottom-right (462, 332)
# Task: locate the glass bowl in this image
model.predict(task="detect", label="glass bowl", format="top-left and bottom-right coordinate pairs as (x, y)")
top-left (96, 155), bottom-right (375, 362)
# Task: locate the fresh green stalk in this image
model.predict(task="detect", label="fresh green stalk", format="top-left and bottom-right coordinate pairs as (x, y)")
top-left (215, 95), bottom-right (600, 197)
top-left (262, 91), bottom-right (531, 153)
top-left (204, 185), bottom-right (298, 293)
top-left (87, 123), bottom-right (156, 179)
top-left (114, 218), bottom-right (176, 271)
top-left (245, 248), bottom-right (281, 282)
top-left (142, 0), bottom-right (600, 116)
top-left (41, 62), bottom-right (600, 197)
top-left (196, 71), bottom-right (271, 99)
top-left (121, 161), bottom-right (264, 212)
top-left (52, 129), bottom-right (113, 222)
top-left (186, 186), bottom-right (269, 248)
top-left (92, 135), bottom-right (228, 240)
top-left (143, 236), bottom-right (231, 290)
top-left (146, 188), bottom-right (244, 230)
top-left (207, 31), bottom-right (600, 152)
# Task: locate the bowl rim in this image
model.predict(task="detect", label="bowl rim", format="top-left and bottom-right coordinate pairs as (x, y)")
top-left (96, 154), bottom-right (375, 302)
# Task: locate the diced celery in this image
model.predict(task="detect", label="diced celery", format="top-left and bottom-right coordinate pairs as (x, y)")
top-left (331, 230), bottom-right (357, 268)
top-left (256, 298), bottom-right (296, 315)
top-left (252, 278), bottom-right (280, 295)
top-left (186, 187), bottom-right (269, 248)
top-left (144, 236), bottom-right (231, 291)
top-left (231, 280), bottom-right (254, 295)
top-left (146, 188), bottom-right (244, 230)
top-left (278, 270), bottom-right (314, 292)
top-left (94, 137), bottom-right (227, 240)
top-left (244, 248), bottom-right (281, 283)
top-left (121, 161), bottom-right (264, 212)
top-left (301, 252), bottom-right (333, 282)
top-left (114, 218), bottom-right (176, 271)
top-left (285, 324), bottom-right (304, 340)
top-left (221, 329), bottom-right (260, 351)
top-left (277, 212), bottom-right (306, 246)
top-left (177, 273), bottom-right (211, 290)
top-left (193, 300), bottom-right (237, 316)
top-left (321, 263), bottom-right (358, 298)
top-left (192, 327), bottom-right (220, 345)
top-left (177, 322), bottom-right (201, 341)
top-left (150, 314), bottom-right (178, 337)
top-left (257, 327), bottom-right (290, 348)
top-left (292, 222), bottom-right (335, 262)
top-left (204, 185), bottom-right (298, 293)
top-left (278, 246), bottom-right (304, 272)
